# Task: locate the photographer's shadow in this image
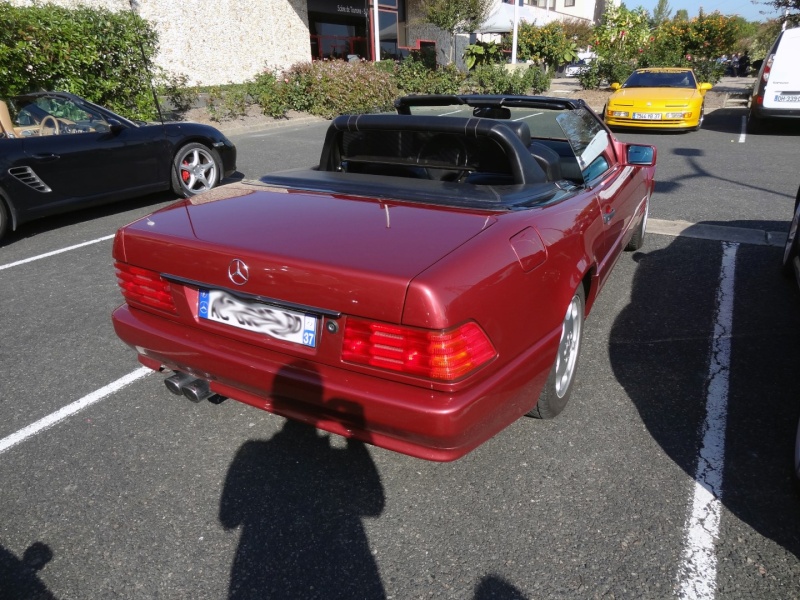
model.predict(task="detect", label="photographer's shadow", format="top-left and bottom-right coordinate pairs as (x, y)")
top-left (219, 362), bottom-right (386, 600)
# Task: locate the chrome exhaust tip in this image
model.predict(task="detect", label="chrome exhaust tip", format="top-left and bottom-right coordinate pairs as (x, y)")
top-left (165, 372), bottom-right (195, 396)
top-left (182, 379), bottom-right (212, 403)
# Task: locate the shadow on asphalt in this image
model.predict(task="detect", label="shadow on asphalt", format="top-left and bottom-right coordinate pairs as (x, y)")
top-left (653, 143), bottom-right (795, 207)
top-left (609, 233), bottom-right (800, 563)
top-left (0, 175), bottom-right (244, 248)
top-left (0, 191), bottom-right (177, 248)
top-left (218, 362), bottom-right (386, 599)
top-left (0, 541), bottom-right (58, 599)
top-left (698, 107), bottom-right (747, 135)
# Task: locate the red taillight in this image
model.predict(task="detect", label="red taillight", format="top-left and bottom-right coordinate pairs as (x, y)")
top-left (342, 319), bottom-right (496, 382)
top-left (115, 262), bottom-right (177, 314)
top-left (762, 54), bottom-right (774, 83)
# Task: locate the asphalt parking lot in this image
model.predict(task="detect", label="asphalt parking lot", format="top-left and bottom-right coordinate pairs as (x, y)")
top-left (1, 103), bottom-right (800, 599)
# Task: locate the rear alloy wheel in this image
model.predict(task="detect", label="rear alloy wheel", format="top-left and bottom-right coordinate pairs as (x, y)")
top-left (171, 142), bottom-right (221, 197)
top-left (527, 286), bottom-right (585, 419)
top-left (782, 198), bottom-right (800, 277)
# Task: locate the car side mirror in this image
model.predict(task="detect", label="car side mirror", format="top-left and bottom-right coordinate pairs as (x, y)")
top-left (106, 118), bottom-right (124, 134)
top-left (699, 82), bottom-right (713, 92)
top-left (610, 83), bottom-right (621, 91)
top-left (626, 144), bottom-right (655, 166)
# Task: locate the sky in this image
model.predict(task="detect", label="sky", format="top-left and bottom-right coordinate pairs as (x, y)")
top-left (626, 0), bottom-right (782, 22)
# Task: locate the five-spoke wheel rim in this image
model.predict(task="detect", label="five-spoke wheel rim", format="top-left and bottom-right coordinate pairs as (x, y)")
top-left (178, 147), bottom-right (218, 193)
top-left (554, 294), bottom-right (583, 398)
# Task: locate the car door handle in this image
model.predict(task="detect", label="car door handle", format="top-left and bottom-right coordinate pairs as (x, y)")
top-left (31, 153), bottom-right (60, 162)
top-left (602, 208), bottom-right (615, 224)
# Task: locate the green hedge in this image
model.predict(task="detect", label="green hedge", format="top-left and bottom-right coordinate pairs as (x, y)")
top-left (0, 2), bottom-right (554, 123)
top-left (0, 2), bottom-right (159, 120)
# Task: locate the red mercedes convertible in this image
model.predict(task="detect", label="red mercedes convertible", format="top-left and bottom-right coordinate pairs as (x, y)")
top-left (112, 95), bottom-right (656, 461)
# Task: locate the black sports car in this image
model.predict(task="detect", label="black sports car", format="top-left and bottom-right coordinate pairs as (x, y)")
top-left (0, 91), bottom-right (237, 242)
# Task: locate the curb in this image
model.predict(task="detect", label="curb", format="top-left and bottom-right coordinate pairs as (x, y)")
top-left (218, 115), bottom-right (326, 137)
top-left (649, 218), bottom-right (786, 247)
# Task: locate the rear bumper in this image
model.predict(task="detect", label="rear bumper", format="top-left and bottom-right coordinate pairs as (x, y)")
top-left (112, 305), bottom-right (556, 461)
top-left (749, 103), bottom-right (800, 120)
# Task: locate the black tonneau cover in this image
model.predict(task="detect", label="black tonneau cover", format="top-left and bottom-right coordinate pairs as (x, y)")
top-left (259, 169), bottom-right (563, 210)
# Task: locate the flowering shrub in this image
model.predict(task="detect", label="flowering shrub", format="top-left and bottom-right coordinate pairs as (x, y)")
top-left (513, 21), bottom-right (579, 70)
top-left (581, 5), bottom-right (740, 89)
top-left (282, 60), bottom-right (399, 119)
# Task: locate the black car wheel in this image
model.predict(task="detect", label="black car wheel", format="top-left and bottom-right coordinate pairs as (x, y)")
top-left (626, 194), bottom-right (649, 251)
top-left (0, 198), bottom-right (9, 243)
top-left (171, 143), bottom-right (221, 197)
top-left (747, 110), bottom-right (763, 134)
top-left (782, 194), bottom-right (800, 277)
top-left (693, 104), bottom-right (704, 131)
top-left (527, 285), bottom-right (585, 419)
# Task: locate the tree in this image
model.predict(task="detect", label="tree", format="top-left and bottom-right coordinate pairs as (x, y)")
top-left (760, 0), bottom-right (800, 26)
top-left (561, 17), bottom-right (594, 50)
top-left (420, 0), bottom-right (494, 64)
top-left (515, 21), bottom-right (579, 71)
top-left (652, 0), bottom-right (672, 26)
top-left (675, 9), bottom-right (689, 21)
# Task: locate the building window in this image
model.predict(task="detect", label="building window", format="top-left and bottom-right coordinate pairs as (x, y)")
top-left (565, 0), bottom-right (575, 6)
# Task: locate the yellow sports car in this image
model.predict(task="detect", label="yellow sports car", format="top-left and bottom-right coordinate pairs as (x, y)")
top-left (603, 68), bottom-right (712, 131)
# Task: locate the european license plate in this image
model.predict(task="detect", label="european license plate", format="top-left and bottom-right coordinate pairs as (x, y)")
top-left (776, 94), bottom-right (800, 103)
top-left (633, 112), bottom-right (662, 120)
top-left (198, 289), bottom-right (317, 347)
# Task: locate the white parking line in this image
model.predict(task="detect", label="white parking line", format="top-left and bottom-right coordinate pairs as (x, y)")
top-left (0, 234), bottom-right (114, 272)
top-left (513, 112), bottom-right (543, 121)
top-left (739, 116), bottom-right (747, 143)
top-left (676, 242), bottom-right (738, 599)
top-left (0, 367), bottom-right (151, 455)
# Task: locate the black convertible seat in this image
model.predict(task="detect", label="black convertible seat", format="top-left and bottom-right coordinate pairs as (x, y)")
top-left (319, 114), bottom-right (546, 185)
top-left (528, 141), bottom-right (562, 182)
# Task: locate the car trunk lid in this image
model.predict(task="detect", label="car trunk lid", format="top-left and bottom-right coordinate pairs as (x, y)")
top-left (117, 182), bottom-right (496, 324)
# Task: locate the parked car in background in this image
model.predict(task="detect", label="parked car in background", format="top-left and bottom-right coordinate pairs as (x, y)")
top-left (564, 60), bottom-right (591, 78)
top-left (749, 26), bottom-right (800, 132)
top-left (0, 91), bottom-right (237, 243)
top-left (112, 94), bottom-right (656, 462)
top-left (783, 184), bottom-right (800, 282)
top-left (603, 68), bottom-right (712, 132)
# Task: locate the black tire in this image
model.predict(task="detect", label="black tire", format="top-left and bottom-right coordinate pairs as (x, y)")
top-left (693, 104), bottom-right (704, 131)
top-left (527, 285), bottom-right (585, 419)
top-left (171, 142), bottom-right (222, 197)
top-left (747, 110), bottom-right (763, 134)
top-left (0, 198), bottom-right (9, 244)
top-left (782, 199), bottom-right (800, 277)
top-left (625, 194), bottom-right (649, 251)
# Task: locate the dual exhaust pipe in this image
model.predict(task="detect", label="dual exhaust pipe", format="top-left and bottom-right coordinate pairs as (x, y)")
top-left (164, 371), bottom-right (213, 403)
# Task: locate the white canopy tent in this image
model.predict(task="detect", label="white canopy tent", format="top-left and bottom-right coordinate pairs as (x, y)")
top-left (478, 2), bottom-right (560, 34)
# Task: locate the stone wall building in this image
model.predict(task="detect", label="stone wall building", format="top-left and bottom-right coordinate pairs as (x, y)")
top-left (10, 0), bottom-right (609, 85)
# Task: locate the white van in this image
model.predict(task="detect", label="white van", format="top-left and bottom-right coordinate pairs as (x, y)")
top-left (749, 26), bottom-right (800, 130)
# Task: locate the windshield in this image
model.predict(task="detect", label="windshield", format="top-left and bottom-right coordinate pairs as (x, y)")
top-left (623, 70), bottom-right (696, 89)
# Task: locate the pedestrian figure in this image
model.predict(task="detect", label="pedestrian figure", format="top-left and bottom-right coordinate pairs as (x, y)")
top-left (740, 51), bottom-right (750, 77)
top-left (732, 53), bottom-right (740, 77)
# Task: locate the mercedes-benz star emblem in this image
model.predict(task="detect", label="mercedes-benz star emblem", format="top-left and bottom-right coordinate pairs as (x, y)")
top-left (228, 259), bottom-right (249, 286)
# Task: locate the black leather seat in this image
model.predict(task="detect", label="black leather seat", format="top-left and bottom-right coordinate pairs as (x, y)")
top-left (528, 141), bottom-right (562, 182)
